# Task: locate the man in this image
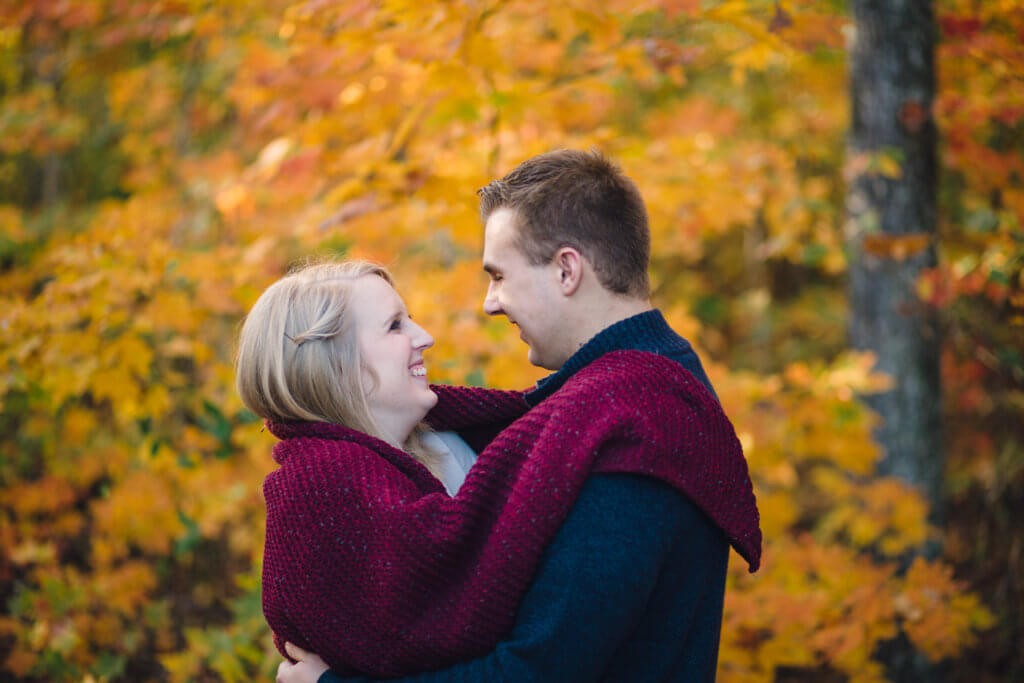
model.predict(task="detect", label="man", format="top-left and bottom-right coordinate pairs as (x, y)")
top-left (279, 150), bottom-right (759, 682)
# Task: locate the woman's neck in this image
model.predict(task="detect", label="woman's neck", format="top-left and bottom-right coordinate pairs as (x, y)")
top-left (372, 414), bottom-right (415, 451)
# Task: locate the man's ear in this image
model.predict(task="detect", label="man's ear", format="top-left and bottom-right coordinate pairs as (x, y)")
top-left (554, 247), bottom-right (584, 295)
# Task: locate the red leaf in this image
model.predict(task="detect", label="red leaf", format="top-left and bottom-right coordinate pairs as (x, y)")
top-left (899, 101), bottom-right (929, 134)
top-left (939, 15), bottom-right (982, 40)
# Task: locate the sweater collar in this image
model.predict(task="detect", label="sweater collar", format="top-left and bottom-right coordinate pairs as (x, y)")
top-left (266, 418), bottom-right (384, 451)
top-left (525, 309), bottom-right (680, 407)
top-left (265, 418), bottom-right (447, 493)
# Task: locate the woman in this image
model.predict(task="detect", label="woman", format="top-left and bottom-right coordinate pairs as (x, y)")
top-left (237, 260), bottom-right (760, 678)
top-left (237, 259), bottom-right (536, 676)
top-left (236, 260), bottom-right (481, 495)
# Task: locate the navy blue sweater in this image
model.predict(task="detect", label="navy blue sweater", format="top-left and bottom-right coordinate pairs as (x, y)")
top-left (321, 310), bottom-right (728, 682)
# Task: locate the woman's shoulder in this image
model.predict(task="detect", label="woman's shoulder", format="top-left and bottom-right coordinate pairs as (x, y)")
top-left (264, 436), bottom-right (379, 494)
top-left (264, 426), bottom-right (442, 503)
top-left (266, 419), bottom-right (403, 467)
top-left (272, 429), bottom-right (383, 465)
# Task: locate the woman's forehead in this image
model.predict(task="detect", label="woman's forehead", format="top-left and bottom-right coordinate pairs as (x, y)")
top-left (350, 275), bottom-right (404, 321)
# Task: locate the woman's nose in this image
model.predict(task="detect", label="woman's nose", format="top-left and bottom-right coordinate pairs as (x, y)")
top-left (411, 321), bottom-right (434, 350)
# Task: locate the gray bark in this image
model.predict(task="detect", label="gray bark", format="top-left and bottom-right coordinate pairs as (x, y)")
top-left (847, 0), bottom-right (942, 512)
top-left (846, 1), bottom-right (943, 679)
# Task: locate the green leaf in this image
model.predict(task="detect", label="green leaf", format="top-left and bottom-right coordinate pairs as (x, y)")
top-left (175, 510), bottom-right (201, 557)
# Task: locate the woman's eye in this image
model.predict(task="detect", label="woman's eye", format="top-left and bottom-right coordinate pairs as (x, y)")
top-left (389, 319), bottom-right (402, 331)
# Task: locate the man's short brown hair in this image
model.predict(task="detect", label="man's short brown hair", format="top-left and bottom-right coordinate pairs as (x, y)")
top-left (477, 149), bottom-right (650, 297)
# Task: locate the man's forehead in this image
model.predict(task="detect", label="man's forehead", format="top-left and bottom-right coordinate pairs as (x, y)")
top-left (483, 208), bottom-right (522, 261)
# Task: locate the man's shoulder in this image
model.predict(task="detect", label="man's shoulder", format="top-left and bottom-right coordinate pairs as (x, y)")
top-left (562, 349), bottom-right (704, 398)
top-left (528, 350), bottom-right (721, 443)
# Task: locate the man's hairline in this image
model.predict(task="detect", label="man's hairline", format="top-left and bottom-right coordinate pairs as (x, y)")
top-left (481, 206), bottom-right (539, 276)
top-left (480, 200), bottom-right (651, 299)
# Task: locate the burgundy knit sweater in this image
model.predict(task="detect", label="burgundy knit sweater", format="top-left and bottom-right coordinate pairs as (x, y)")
top-left (261, 350), bottom-right (761, 676)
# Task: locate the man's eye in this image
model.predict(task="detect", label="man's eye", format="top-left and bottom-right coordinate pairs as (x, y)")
top-left (389, 319), bottom-right (402, 331)
top-left (492, 275), bottom-right (503, 282)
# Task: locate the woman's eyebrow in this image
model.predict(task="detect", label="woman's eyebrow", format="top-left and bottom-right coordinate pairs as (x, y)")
top-left (384, 306), bottom-right (406, 327)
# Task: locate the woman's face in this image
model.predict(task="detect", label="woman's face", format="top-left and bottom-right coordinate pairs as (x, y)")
top-left (348, 275), bottom-right (437, 446)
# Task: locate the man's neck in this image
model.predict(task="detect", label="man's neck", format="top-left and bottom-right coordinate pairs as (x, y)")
top-left (525, 299), bottom-right (661, 406)
top-left (564, 296), bottom-right (653, 357)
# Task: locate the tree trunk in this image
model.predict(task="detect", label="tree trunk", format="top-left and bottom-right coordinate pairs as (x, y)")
top-left (847, 0), bottom-right (941, 512)
top-left (846, 1), bottom-right (943, 679)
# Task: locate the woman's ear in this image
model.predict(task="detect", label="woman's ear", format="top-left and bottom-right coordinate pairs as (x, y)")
top-left (555, 247), bottom-right (584, 295)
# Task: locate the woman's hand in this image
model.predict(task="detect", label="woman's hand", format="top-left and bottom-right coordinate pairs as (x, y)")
top-left (276, 642), bottom-right (330, 683)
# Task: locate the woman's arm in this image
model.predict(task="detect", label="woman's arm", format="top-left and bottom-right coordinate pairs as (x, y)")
top-left (425, 384), bottom-right (529, 450)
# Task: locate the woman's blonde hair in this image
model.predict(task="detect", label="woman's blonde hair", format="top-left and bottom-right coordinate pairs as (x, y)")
top-left (236, 259), bottom-right (440, 474)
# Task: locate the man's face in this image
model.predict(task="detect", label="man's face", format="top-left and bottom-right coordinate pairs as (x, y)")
top-left (482, 208), bottom-right (569, 371)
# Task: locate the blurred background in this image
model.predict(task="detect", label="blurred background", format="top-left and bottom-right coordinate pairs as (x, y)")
top-left (0, 0), bottom-right (1021, 680)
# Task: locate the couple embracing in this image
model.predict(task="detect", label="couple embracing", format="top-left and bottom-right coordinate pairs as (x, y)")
top-left (235, 150), bottom-right (762, 682)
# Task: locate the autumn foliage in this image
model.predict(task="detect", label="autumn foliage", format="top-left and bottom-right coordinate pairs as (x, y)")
top-left (1, 0), bottom-right (1020, 680)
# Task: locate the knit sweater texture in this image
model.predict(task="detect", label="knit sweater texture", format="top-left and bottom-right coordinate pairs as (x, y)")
top-left (261, 349), bottom-right (761, 676)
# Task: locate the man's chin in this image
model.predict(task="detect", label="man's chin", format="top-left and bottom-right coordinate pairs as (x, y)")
top-left (527, 346), bottom-right (560, 372)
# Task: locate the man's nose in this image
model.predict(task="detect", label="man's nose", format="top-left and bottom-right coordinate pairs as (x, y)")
top-left (483, 283), bottom-right (502, 316)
